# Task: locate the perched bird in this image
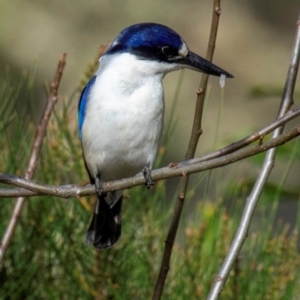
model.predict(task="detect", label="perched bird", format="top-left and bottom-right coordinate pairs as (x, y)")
top-left (78, 22), bottom-right (233, 249)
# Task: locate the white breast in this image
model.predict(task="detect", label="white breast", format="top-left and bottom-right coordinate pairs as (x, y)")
top-left (81, 53), bottom-right (172, 181)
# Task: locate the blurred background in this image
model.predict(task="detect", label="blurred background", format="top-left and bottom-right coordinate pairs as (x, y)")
top-left (1, 3), bottom-right (299, 137)
top-left (1, 1), bottom-right (300, 298)
top-left (1, 1), bottom-right (299, 139)
top-left (1, 1), bottom-right (300, 223)
top-left (1, 0), bottom-right (300, 219)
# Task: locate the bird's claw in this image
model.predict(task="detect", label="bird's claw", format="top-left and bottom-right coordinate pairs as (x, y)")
top-left (142, 164), bottom-right (154, 189)
top-left (95, 174), bottom-right (106, 197)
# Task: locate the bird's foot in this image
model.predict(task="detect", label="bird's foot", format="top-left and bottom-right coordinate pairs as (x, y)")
top-left (142, 163), bottom-right (154, 189)
top-left (95, 174), bottom-right (106, 198)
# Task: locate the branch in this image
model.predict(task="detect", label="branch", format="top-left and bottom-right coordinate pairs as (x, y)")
top-left (152, 1), bottom-right (227, 298)
top-left (0, 121), bottom-right (299, 199)
top-left (0, 53), bottom-right (67, 269)
top-left (3, 104), bottom-right (297, 198)
top-left (207, 12), bottom-right (300, 300)
top-left (184, 106), bottom-right (300, 165)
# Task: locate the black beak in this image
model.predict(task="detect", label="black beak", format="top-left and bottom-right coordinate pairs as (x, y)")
top-left (178, 51), bottom-right (233, 78)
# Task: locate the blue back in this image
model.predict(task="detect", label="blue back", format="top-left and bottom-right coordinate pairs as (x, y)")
top-left (78, 76), bottom-right (96, 139)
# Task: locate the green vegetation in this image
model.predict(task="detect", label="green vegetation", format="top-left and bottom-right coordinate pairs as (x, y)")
top-left (1, 70), bottom-right (300, 299)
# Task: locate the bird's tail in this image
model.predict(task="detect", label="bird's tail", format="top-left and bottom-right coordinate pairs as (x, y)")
top-left (85, 191), bottom-right (123, 249)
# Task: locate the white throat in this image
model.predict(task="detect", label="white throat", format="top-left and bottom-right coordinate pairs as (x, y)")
top-left (82, 53), bottom-right (173, 180)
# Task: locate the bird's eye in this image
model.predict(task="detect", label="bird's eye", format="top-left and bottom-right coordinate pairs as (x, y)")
top-left (161, 46), bottom-right (177, 59)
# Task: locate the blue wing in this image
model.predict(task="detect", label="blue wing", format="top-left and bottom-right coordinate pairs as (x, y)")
top-left (78, 76), bottom-right (97, 139)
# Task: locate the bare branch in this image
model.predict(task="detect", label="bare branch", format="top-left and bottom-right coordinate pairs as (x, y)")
top-left (207, 12), bottom-right (300, 300)
top-left (0, 53), bottom-right (67, 269)
top-left (1, 106), bottom-right (300, 198)
top-left (151, 1), bottom-right (223, 298)
top-left (1, 122), bottom-right (299, 199)
top-left (184, 106), bottom-right (300, 165)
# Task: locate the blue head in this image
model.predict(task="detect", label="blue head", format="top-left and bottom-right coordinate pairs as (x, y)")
top-left (105, 22), bottom-right (233, 78)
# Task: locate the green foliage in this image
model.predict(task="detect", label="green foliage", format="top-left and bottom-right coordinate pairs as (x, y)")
top-left (1, 71), bottom-right (300, 299)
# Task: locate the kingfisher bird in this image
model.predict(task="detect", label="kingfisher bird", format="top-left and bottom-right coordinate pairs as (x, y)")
top-left (78, 22), bottom-right (233, 249)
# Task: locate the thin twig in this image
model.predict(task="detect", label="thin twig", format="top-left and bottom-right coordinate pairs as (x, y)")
top-left (152, 2), bottom-right (223, 299)
top-left (0, 122), bottom-right (299, 199)
top-left (0, 53), bottom-right (67, 269)
top-left (207, 12), bottom-right (300, 300)
top-left (184, 106), bottom-right (300, 165)
top-left (1, 106), bottom-right (300, 197)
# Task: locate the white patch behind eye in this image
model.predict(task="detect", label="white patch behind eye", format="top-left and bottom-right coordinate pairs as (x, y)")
top-left (111, 39), bottom-right (119, 47)
top-left (178, 42), bottom-right (188, 57)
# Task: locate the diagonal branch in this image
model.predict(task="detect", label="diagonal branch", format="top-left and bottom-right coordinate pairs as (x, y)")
top-left (0, 53), bottom-right (67, 269)
top-left (152, 1), bottom-right (224, 299)
top-left (183, 106), bottom-right (300, 165)
top-left (2, 104), bottom-right (298, 199)
top-left (0, 121), bottom-right (299, 199)
top-left (207, 11), bottom-right (300, 300)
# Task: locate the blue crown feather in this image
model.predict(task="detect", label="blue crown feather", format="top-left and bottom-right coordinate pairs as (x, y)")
top-left (106, 23), bottom-right (184, 58)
